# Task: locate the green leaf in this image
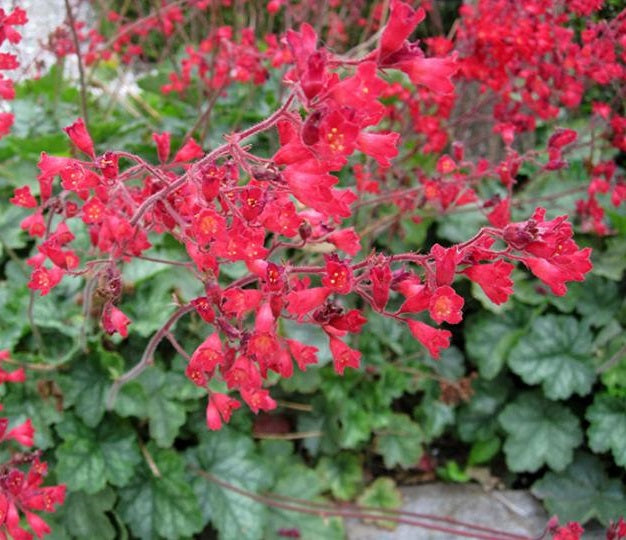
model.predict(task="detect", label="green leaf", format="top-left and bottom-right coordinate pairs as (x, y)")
top-left (0, 282), bottom-right (29, 350)
top-left (337, 400), bottom-right (373, 449)
top-left (55, 418), bottom-right (141, 493)
top-left (422, 346), bottom-right (466, 380)
top-left (118, 444), bottom-right (203, 540)
top-left (601, 344), bottom-right (626, 398)
top-left (413, 393), bottom-right (455, 441)
top-left (456, 376), bottom-right (512, 443)
top-left (188, 427), bottom-right (271, 540)
top-left (437, 211), bottom-right (486, 243)
top-left (62, 488), bottom-right (118, 540)
top-left (576, 276), bottom-right (620, 327)
top-left (316, 453), bottom-right (363, 501)
top-left (265, 464), bottom-right (345, 540)
top-left (586, 394), bottom-right (626, 468)
top-left (532, 453), bottom-right (626, 526)
top-left (357, 478), bottom-right (403, 530)
top-left (465, 303), bottom-right (530, 379)
top-left (114, 368), bottom-right (187, 447)
top-left (512, 269), bottom-right (551, 306)
top-left (374, 364), bottom-right (413, 407)
top-left (593, 237), bottom-right (626, 280)
top-left (58, 356), bottom-right (111, 428)
top-left (468, 437), bottom-right (501, 466)
top-left (499, 392), bottom-right (582, 473)
top-left (1, 382), bottom-right (63, 449)
top-left (436, 460), bottom-right (471, 483)
top-left (508, 315), bottom-right (595, 399)
top-left (374, 413), bottom-right (423, 469)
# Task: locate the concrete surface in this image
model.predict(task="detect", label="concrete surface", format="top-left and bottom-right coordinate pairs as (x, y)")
top-left (346, 484), bottom-right (604, 540)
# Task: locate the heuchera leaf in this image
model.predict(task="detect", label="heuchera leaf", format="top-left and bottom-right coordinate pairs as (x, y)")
top-left (456, 376), bottom-right (512, 443)
top-left (465, 303), bottom-right (530, 379)
top-left (586, 394), bottom-right (626, 468)
top-left (114, 368), bottom-right (187, 447)
top-left (316, 453), bottom-right (363, 500)
top-left (498, 392), bottom-right (582, 473)
top-left (61, 488), bottom-right (117, 540)
top-left (118, 444), bottom-right (203, 540)
top-left (188, 427), bottom-right (271, 540)
top-left (532, 453), bottom-right (626, 526)
top-left (593, 237), bottom-right (626, 281)
top-left (507, 315), bottom-right (595, 399)
top-left (357, 477), bottom-right (403, 530)
top-left (413, 384), bottom-right (455, 440)
top-left (58, 358), bottom-right (111, 428)
top-left (373, 413), bottom-right (423, 469)
top-left (575, 275), bottom-right (620, 327)
top-left (55, 418), bottom-right (141, 493)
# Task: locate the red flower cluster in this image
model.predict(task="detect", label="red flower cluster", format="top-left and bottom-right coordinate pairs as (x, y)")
top-left (0, 6), bottom-right (26, 138)
top-left (456, 0), bottom-right (625, 134)
top-left (0, 352), bottom-right (66, 540)
top-left (10, 0), bottom-right (599, 431)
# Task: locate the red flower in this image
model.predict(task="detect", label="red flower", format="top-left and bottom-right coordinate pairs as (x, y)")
top-left (20, 212), bottom-right (46, 238)
top-left (396, 54), bottom-right (458, 94)
top-left (286, 287), bottom-right (331, 317)
top-left (101, 304), bottom-right (131, 337)
top-left (463, 260), bottom-right (515, 305)
top-left (2, 419), bottom-right (34, 447)
top-left (0, 361), bottom-right (25, 383)
top-left (487, 198), bottom-right (511, 228)
top-left (356, 131), bottom-right (400, 168)
top-left (0, 112), bottom-right (14, 138)
top-left (406, 319), bottom-right (451, 359)
top-left (63, 118), bottom-right (95, 159)
top-left (224, 355), bottom-right (262, 390)
top-left (548, 128), bottom-right (577, 149)
top-left (25, 511), bottom-right (51, 538)
top-left (552, 522), bottom-right (584, 540)
top-left (523, 255), bottom-right (589, 296)
top-left (431, 244), bottom-right (458, 286)
top-left (327, 228), bottom-right (361, 256)
top-left (326, 309), bottom-right (368, 335)
top-left (606, 517), bottom-right (626, 540)
top-left (379, 0), bottom-right (425, 60)
top-left (174, 138), bottom-right (204, 162)
top-left (9, 186), bottom-right (37, 208)
top-left (240, 387), bottom-right (276, 414)
top-left (192, 209), bottom-right (226, 244)
top-left (206, 393), bottom-right (240, 430)
top-left (370, 264), bottom-right (392, 311)
top-left (221, 288), bottom-right (263, 319)
top-left (152, 131), bottom-right (171, 163)
top-left (191, 296), bottom-right (215, 323)
top-left (286, 339), bottom-right (319, 371)
top-left (321, 256), bottom-right (353, 294)
top-left (428, 286), bottom-right (464, 324)
top-left (27, 267), bottom-right (63, 296)
top-left (81, 197), bottom-right (106, 224)
top-left (328, 335), bottom-right (361, 375)
top-left (186, 333), bottom-right (223, 386)
top-left (96, 151), bottom-right (119, 179)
